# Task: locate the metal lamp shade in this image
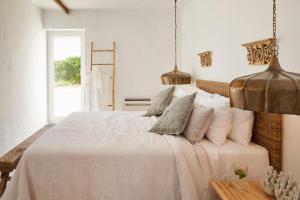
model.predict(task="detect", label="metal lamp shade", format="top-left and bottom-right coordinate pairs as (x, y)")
top-left (230, 57), bottom-right (300, 115)
top-left (161, 67), bottom-right (192, 85)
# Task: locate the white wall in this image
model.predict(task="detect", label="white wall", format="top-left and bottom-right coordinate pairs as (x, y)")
top-left (0, 0), bottom-right (47, 156)
top-left (179, 0), bottom-right (300, 181)
top-left (43, 10), bottom-right (174, 110)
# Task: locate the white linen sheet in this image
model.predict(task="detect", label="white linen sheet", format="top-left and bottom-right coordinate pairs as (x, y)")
top-left (198, 139), bottom-right (269, 181)
top-left (1, 111), bottom-right (212, 200)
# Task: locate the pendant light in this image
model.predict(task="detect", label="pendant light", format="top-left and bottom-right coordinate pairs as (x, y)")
top-left (229, 0), bottom-right (300, 115)
top-left (161, 0), bottom-right (192, 85)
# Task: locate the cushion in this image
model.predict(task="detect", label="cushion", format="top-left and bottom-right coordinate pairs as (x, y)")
top-left (205, 107), bottom-right (233, 146)
top-left (144, 86), bottom-right (175, 116)
top-left (174, 87), bottom-right (214, 110)
top-left (197, 89), bottom-right (213, 98)
top-left (149, 93), bottom-right (197, 135)
top-left (175, 85), bottom-right (213, 98)
top-left (228, 108), bottom-right (254, 145)
top-left (195, 96), bottom-right (230, 108)
top-left (212, 93), bottom-right (228, 100)
top-left (183, 105), bottom-right (214, 144)
top-left (175, 88), bottom-right (189, 97)
top-left (210, 95), bottom-right (254, 145)
top-left (171, 96), bottom-right (179, 104)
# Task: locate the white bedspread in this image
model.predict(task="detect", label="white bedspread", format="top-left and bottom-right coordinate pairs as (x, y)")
top-left (1, 112), bottom-right (212, 200)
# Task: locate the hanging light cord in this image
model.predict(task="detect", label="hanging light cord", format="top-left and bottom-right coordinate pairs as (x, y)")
top-left (272, 0), bottom-right (279, 56)
top-left (174, 0), bottom-right (178, 70)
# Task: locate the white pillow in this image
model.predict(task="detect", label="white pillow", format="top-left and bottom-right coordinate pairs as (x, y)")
top-left (211, 94), bottom-right (254, 145)
top-left (212, 94), bottom-right (230, 101)
top-left (175, 85), bottom-right (213, 98)
top-left (205, 107), bottom-right (233, 146)
top-left (228, 108), bottom-right (254, 145)
top-left (195, 96), bottom-right (230, 108)
top-left (175, 88), bottom-right (189, 97)
top-left (197, 89), bottom-right (213, 98)
top-left (212, 93), bottom-right (224, 98)
top-left (183, 105), bottom-right (214, 144)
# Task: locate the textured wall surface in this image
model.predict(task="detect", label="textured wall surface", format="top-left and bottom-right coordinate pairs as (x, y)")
top-left (0, 0), bottom-right (47, 156)
top-left (43, 10), bottom-right (174, 110)
top-left (179, 0), bottom-right (300, 181)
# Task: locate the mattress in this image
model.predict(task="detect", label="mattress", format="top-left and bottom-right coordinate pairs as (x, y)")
top-left (197, 139), bottom-right (269, 181)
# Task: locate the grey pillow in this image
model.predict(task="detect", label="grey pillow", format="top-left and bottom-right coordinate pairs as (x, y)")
top-left (182, 105), bottom-right (214, 144)
top-left (149, 93), bottom-right (197, 135)
top-left (144, 86), bottom-right (175, 116)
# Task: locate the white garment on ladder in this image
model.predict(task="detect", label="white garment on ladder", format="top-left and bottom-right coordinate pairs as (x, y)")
top-left (84, 68), bottom-right (112, 111)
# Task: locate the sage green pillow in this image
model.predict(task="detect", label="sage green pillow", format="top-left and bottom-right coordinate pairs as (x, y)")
top-left (144, 86), bottom-right (175, 116)
top-left (149, 93), bottom-right (197, 135)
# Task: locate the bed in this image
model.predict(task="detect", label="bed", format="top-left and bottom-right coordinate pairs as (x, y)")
top-left (0, 80), bottom-right (282, 200)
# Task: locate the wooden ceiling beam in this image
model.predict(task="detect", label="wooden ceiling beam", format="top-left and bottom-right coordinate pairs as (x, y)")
top-left (53, 0), bottom-right (69, 14)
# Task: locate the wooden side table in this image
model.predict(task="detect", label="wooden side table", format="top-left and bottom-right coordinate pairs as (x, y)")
top-left (211, 181), bottom-right (276, 200)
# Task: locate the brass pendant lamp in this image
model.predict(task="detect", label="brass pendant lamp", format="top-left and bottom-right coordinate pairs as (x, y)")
top-left (161, 0), bottom-right (191, 85)
top-left (230, 0), bottom-right (300, 115)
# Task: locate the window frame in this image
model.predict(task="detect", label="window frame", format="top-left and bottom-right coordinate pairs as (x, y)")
top-left (47, 30), bottom-right (85, 122)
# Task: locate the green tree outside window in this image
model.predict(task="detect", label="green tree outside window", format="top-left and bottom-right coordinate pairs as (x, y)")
top-left (54, 56), bottom-right (81, 86)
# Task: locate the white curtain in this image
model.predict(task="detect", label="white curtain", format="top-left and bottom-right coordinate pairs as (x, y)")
top-left (84, 68), bottom-right (112, 111)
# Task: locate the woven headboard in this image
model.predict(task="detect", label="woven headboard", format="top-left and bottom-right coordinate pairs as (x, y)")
top-left (196, 79), bottom-right (283, 171)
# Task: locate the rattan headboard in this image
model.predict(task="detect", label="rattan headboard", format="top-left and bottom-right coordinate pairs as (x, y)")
top-left (196, 79), bottom-right (283, 171)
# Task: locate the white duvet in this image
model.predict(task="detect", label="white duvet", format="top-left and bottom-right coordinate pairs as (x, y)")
top-left (1, 112), bottom-right (212, 200)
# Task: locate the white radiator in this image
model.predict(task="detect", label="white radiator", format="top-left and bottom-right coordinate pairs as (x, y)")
top-left (123, 98), bottom-right (152, 111)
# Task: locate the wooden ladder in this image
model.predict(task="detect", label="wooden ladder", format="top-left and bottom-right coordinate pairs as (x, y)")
top-left (90, 42), bottom-right (116, 111)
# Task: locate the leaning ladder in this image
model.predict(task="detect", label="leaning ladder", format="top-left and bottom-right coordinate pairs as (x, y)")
top-left (90, 41), bottom-right (116, 111)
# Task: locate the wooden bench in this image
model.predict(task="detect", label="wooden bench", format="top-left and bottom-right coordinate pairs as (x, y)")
top-left (0, 124), bottom-right (55, 197)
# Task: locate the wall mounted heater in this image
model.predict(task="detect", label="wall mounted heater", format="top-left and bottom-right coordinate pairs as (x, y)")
top-left (123, 98), bottom-right (152, 111)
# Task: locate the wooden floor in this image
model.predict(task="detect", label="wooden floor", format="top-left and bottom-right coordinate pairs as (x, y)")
top-left (0, 124), bottom-right (55, 197)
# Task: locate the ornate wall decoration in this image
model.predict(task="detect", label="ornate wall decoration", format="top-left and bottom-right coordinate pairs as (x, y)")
top-left (198, 51), bottom-right (212, 67)
top-left (242, 38), bottom-right (276, 65)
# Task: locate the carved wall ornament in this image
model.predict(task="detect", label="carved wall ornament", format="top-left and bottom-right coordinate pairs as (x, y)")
top-left (198, 51), bottom-right (212, 67)
top-left (242, 38), bottom-right (276, 65)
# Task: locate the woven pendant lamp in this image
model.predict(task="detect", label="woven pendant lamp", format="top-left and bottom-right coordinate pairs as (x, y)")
top-left (230, 0), bottom-right (300, 115)
top-left (161, 0), bottom-right (191, 85)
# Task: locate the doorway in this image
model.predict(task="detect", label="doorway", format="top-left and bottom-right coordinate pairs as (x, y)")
top-left (47, 31), bottom-right (85, 122)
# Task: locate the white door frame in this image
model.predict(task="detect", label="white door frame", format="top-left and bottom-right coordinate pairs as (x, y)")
top-left (47, 30), bottom-right (85, 122)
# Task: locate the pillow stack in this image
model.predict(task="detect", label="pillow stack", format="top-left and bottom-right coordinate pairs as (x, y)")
top-left (146, 85), bottom-right (254, 146)
top-left (145, 86), bottom-right (213, 143)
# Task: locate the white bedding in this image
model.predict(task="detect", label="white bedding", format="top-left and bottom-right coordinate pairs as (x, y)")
top-left (198, 139), bottom-right (269, 181)
top-left (1, 112), bottom-right (212, 200)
